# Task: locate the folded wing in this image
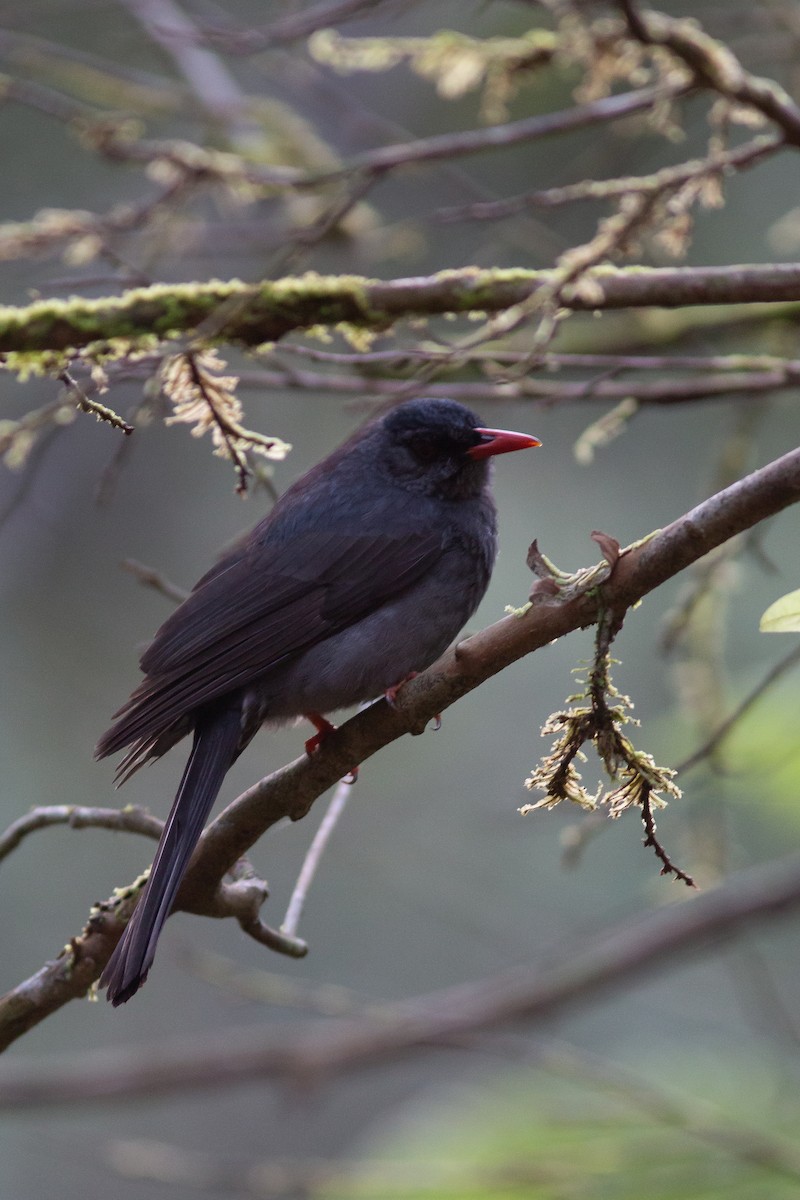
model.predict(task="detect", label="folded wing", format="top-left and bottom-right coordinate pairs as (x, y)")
top-left (97, 528), bottom-right (442, 760)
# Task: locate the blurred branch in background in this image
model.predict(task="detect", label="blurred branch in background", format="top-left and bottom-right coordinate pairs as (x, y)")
top-left (4, 0), bottom-right (800, 479)
top-left (3, 847), bottom-right (800, 1107)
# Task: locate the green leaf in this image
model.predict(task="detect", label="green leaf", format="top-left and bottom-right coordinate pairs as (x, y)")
top-left (760, 588), bottom-right (800, 633)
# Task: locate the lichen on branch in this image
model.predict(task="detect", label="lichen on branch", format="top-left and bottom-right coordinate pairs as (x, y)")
top-left (520, 562), bottom-right (688, 883)
top-left (162, 350), bottom-right (290, 494)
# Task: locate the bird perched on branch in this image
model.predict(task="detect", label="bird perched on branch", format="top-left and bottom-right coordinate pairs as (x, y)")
top-left (97, 397), bottom-right (540, 1004)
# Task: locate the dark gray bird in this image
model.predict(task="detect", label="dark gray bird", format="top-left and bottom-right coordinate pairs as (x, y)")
top-left (96, 397), bottom-right (539, 1004)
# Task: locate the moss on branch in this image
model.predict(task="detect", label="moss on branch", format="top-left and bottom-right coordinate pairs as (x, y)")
top-left (3, 265), bottom-right (800, 364)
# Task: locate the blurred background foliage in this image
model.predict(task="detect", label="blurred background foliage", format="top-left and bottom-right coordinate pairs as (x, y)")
top-left (2, 1), bottom-right (800, 1197)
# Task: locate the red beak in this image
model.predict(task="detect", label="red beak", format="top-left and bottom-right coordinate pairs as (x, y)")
top-left (467, 427), bottom-right (541, 461)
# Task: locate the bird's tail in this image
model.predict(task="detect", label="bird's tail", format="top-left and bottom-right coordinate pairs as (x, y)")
top-left (100, 705), bottom-right (242, 1006)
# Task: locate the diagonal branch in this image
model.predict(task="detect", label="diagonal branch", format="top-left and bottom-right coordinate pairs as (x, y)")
top-left (182, 442), bottom-right (800, 897)
top-left (618, 0), bottom-right (800, 145)
top-left (1, 444), bottom-right (799, 1049)
top-left (310, 81), bottom-right (689, 179)
top-left (436, 133), bottom-right (783, 222)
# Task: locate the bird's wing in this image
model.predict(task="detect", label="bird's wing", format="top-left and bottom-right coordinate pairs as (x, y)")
top-left (98, 529), bottom-right (442, 755)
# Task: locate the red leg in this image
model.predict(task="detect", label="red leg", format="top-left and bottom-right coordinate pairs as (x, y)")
top-left (384, 672), bottom-right (418, 708)
top-left (304, 712), bottom-right (358, 783)
top-left (304, 712), bottom-right (336, 756)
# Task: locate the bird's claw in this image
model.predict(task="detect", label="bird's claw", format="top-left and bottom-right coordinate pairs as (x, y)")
top-left (304, 713), bottom-right (359, 782)
top-left (385, 675), bottom-right (441, 732)
top-left (304, 712), bottom-right (336, 757)
top-left (384, 672), bottom-right (418, 708)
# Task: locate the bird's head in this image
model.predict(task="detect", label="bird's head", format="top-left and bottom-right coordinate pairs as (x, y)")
top-left (377, 397), bottom-right (540, 499)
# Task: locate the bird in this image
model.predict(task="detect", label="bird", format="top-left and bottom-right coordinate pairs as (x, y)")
top-left (96, 397), bottom-right (540, 1004)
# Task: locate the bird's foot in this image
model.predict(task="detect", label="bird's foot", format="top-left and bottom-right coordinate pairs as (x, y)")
top-left (304, 712), bottom-right (336, 757)
top-left (384, 674), bottom-right (441, 731)
top-left (384, 672), bottom-right (417, 707)
top-left (304, 712), bottom-right (359, 783)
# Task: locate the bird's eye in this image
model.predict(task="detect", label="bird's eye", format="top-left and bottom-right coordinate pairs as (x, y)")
top-left (405, 433), bottom-right (444, 464)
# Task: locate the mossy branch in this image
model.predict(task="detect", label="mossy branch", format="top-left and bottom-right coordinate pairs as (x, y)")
top-left (2, 265), bottom-right (800, 364)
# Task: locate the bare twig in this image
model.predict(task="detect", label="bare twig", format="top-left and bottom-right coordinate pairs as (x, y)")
top-left (640, 784), bottom-right (696, 886)
top-left (309, 81), bottom-right (690, 180)
top-left (0, 805), bottom-right (162, 862)
top-left (0, 177), bottom-right (190, 264)
top-left (121, 558), bottom-right (189, 605)
top-left (677, 642), bottom-right (800, 774)
top-left (436, 133), bottom-right (782, 222)
top-left (282, 779), bottom-right (354, 938)
top-left (196, 0), bottom-right (403, 53)
top-left (237, 915), bottom-right (308, 959)
top-left (119, 0), bottom-right (259, 133)
top-left (0, 421), bottom-right (61, 533)
top-left (273, 345), bottom-right (800, 374)
top-left (235, 362), bottom-right (800, 408)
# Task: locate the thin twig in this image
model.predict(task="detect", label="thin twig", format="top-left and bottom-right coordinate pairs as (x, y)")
top-left (436, 133), bottom-right (782, 222)
top-left (238, 915), bottom-right (308, 959)
top-left (640, 785), bottom-right (696, 887)
top-left (237, 364), bottom-right (800, 406)
top-left (121, 558), bottom-right (189, 605)
top-left (273, 345), bottom-right (800, 374)
top-left (0, 177), bottom-right (190, 264)
top-left (282, 779), bottom-right (354, 938)
top-left (0, 420), bottom-right (61, 533)
top-left (194, 0), bottom-right (398, 52)
top-left (677, 643), bottom-right (800, 774)
top-left (316, 81), bottom-right (690, 180)
top-left (0, 806), bottom-right (162, 862)
top-left (58, 370), bottom-right (134, 436)
top-left (119, 0), bottom-right (259, 134)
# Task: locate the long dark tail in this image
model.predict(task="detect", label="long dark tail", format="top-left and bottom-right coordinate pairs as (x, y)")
top-left (100, 705), bottom-right (242, 1006)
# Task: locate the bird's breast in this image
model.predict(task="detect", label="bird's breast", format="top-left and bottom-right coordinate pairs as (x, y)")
top-left (248, 532), bottom-right (492, 722)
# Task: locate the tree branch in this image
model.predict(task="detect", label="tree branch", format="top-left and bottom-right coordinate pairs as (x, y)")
top-left (3, 264), bottom-right (800, 357)
top-left (436, 133), bottom-right (783, 222)
top-left (311, 81), bottom-right (689, 179)
top-left (618, 1), bottom-right (800, 145)
top-left (677, 642), bottom-right (800, 774)
top-left (0, 806), bottom-right (162, 862)
top-left (185, 443), bottom-right (800, 894)
top-left (2, 442), bottom-right (798, 1048)
top-left (3, 849), bottom-right (800, 1107)
top-left (235, 363), bottom-right (800, 407)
